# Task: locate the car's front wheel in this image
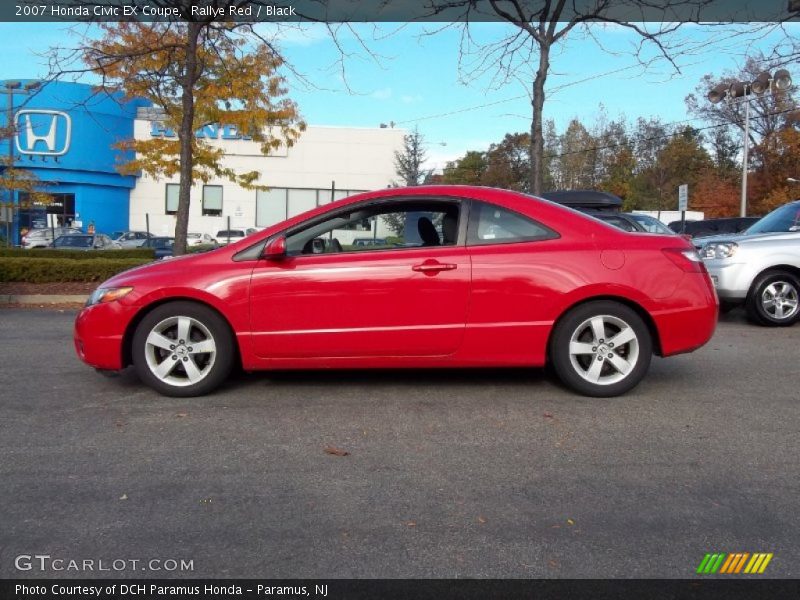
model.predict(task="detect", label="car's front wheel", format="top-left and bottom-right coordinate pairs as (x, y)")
top-left (745, 270), bottom-right (800, 326)
top-left (132, 301), bottom-right (235, 397)
top-left (550, 301), bottom-right (653, 397)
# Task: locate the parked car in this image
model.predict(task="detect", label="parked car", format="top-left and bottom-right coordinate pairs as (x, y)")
top-left (53, 234), bottom-right (121, 250)
top-left (697, 200), bottom-right (800, 326)
top-left (581, 211), bottom-right (677, 236)
top-left (187, 232), bottom-right (218, 247)
top-left (541, 189), bottom-right (623, 212)
top-left (75, 186), bottom-right (717, 398)
top-left (21, 227), bottom-right (82, 249)
top-left (668, 217), bottom-right (760, 239)
top-left (112, 231), bottom-right (153, 248)
top-left (141, 236), bottom-right (175, 259)
top-left (353, 237), bottom-right (388, 247)
top-left (215, 229), bottom-right (247, 245)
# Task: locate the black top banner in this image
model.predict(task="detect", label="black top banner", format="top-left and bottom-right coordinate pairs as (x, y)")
top-left (3, 0), bottom-right (800, 23)
top-left (3, 579), bottom-right (800, 600)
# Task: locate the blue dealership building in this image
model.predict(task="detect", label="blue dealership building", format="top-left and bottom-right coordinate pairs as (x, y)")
top-left (1, 80), bottom-right (405, 245)
top-left (1, 80), bottom-right (147, 242)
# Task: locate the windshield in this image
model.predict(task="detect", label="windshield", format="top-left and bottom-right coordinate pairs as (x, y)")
top-left (629, 214), bottom-right (673, 234)
top-left (55, 236), bottom-right (93, 248)
top-left (217, 230), bottom-right (244, 237)
top-left (746, 202), bottom-right (800, 234)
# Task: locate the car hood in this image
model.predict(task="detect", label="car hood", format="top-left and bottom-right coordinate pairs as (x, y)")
top-left (101, 251), bottom-right (203, 287)
top-left (693, 230), bottom-right (799, 246)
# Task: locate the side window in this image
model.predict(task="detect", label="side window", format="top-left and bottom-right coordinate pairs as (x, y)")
top-left (285, 200), bottom-right (461, 256)
top-left (468, 201), bottom-right (557, 245)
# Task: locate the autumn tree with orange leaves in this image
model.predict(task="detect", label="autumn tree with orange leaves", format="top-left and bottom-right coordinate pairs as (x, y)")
top-left (75, 22), bottom-right (305, 254)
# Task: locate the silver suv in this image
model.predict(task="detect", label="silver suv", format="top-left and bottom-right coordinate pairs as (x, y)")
top-left (698, 200), bottom-right (800, 326)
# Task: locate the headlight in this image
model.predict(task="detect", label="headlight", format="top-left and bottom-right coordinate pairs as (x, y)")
top-left (85, 286), bottom-right (133, 307)
top-left (701, 242), bottom-right (738, 259)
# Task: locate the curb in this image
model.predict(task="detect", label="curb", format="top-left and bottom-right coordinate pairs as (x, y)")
top-left (0, 294), bottom-right (88, 305)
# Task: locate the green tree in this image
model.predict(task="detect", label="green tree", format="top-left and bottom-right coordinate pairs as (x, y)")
top-left (0, 123), bottom-right (52, 246)
top-left (482, 133), bottom-right (531, 192)
top-left (441, 151), bottom-right (487, 186)
top-left (394, 127), bottom-right (431, 186)
top-left (68, 21), bottom-right (305, 255)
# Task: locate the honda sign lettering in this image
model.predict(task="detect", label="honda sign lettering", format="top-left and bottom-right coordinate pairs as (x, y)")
top-left (15, 109), bottom-right (72, 156)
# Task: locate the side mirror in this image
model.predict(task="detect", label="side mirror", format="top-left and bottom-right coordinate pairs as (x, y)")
top-left (262, 235), bottom-right (287, 259)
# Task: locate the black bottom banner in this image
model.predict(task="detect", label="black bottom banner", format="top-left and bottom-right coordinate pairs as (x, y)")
top-left (2, 579), bottom-right (800, 600)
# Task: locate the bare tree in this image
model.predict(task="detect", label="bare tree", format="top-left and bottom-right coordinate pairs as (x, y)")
top-left (685, 54), bottom-right (798, 147)
top-left (426, 0), bottom-right (695, 194)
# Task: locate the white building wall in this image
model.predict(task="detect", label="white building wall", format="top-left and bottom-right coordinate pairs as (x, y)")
top-left (129, 123), bottom-right (406, 237)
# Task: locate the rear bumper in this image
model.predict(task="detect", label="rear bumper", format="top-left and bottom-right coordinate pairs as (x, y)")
top-left (74, 302), bottom-right (137, 370)
top-left (652, 273), bottom-right (718, 357)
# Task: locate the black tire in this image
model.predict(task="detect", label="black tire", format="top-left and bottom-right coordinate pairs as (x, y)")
top-left (745, 270), bottom-right (800, 327)
top-left (132, 301), bottom-right (235, 397)
top-left (549, 300), bottom-right (653, 397)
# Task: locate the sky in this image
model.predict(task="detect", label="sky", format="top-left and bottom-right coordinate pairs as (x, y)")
top-left (0, 20), bottom-right (796, 170)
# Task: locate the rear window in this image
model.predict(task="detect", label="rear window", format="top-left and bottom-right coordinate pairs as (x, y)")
top-left (468, 201), bottom-right (557, 245)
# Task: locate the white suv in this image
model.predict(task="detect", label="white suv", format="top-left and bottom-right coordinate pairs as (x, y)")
top-left (21, 227), bottom-right (82, 249)
top-left (698, 200), bottom-right (800, 326)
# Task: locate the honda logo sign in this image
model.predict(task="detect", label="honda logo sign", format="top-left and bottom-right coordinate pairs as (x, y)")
top-left (14, 110), bottom-right (72, 156)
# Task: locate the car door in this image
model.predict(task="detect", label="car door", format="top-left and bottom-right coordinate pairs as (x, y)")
top-left (248, 198), bottom-right (471, 359)
top-left (462, 200), bottom-right (564, 364)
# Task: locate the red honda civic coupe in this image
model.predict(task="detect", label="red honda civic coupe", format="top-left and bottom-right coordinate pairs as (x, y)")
top-left (74, 185), bottom-right (717, 398)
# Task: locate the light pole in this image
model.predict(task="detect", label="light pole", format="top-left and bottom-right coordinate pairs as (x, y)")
top-left (1, 80), bottom-right (41, 246)
top-left (707, 69), bottom-right (792, 218)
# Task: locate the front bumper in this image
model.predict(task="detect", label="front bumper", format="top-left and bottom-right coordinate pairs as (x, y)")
top-left (704, 260), bottom-right (750, 301)
top-left (74, 301), bottom-right (138, 370)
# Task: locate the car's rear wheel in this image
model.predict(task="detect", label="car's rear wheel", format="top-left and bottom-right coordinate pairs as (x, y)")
top-left (550, 301), bottom-right (652, 397)
top-left (132, 301), bottom-right (234, 397)
top-left (745, 270), bottom-right (800, 326)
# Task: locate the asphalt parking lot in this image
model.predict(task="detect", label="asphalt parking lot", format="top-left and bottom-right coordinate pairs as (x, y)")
top-left (0, 307), bottom-right (798, 579)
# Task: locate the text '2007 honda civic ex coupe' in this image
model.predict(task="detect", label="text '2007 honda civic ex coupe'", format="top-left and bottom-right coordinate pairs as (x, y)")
top-left (74, 186), bottom-right (718, 398)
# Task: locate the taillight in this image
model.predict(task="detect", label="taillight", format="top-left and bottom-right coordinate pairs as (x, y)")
top-left (662, 247), bottom-right (706, 273)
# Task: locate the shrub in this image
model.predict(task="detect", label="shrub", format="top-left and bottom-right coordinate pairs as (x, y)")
top-left (187, 244), bottom-right (219, 254)
top-left (0, 257), bottom-right (152, 283)
top-left (0, 248), bottom-right (155, 260)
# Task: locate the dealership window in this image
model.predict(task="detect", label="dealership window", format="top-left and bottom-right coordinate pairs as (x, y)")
top-left (202, 185), bottom-right (223, 217)
top-left (256, 188), bottom-right (287, 227)
top-left (288, 189), bottom-right (318, 218)
top-left (165, 184), bottom-right (179, 215)
top-left (254, 187), bottom-right (368, 227)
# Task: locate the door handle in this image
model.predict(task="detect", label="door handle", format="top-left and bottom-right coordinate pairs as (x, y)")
top-left (412, 261), bottom-right (457, 273)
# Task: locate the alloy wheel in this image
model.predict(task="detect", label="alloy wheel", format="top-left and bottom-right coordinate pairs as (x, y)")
top-left (144, 316), bottom-right (217, 387)
top-left (568, 314), bottom-right (640, 386)
top-left (760, 281), bottom-right (799, 321)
